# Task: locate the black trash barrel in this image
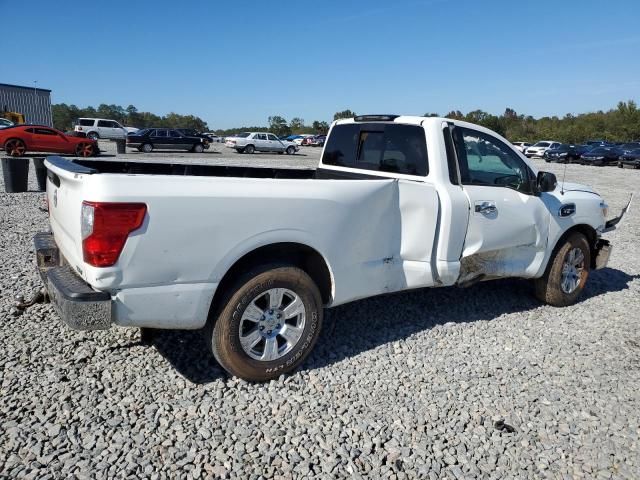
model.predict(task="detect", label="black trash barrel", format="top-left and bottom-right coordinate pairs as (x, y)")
top-left (33, 157), bottom-right (47, 191)
top-left (115, 138), bottom-right (126, 154)
top-left (2, 157), bottom-right (29, 193)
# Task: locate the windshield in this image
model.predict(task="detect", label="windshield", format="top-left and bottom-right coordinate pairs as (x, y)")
top-left (533, 142), bottom-right (550, 147)
top-left (588, 148), bottom-right (610, 154)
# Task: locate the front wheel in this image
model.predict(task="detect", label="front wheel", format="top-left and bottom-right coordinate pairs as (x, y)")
top-left (208, 265), bottom-right (323, 381)
top-left (534, 233), bottom-right (591, 307)
top-left (141, 143), bottom-right (153, 153)
top-left (286, 146), bottom-right (295, 155)
top-left (193, 143), bottom-right (204, 153)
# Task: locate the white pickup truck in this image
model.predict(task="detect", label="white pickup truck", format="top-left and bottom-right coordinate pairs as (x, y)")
top-left (36, 115), bottom-right (629, 381)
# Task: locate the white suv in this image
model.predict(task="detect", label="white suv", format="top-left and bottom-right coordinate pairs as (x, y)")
top-left (74, 118), bottom-right (128, 140)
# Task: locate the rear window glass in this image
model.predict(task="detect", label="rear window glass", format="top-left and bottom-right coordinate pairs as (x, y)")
top-left (78, 119), bottom-right (94, 126)
top-left (322, 123), bottom-right (428, 176)
top-left (235, 132), bottom-right (251, 138)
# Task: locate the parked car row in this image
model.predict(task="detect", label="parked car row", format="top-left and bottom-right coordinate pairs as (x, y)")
top-left (511, 139), bottom-right (640, 168)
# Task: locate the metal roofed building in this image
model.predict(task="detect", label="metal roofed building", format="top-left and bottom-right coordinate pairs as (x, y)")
top-left (0, 82), bottom-right (53, 126)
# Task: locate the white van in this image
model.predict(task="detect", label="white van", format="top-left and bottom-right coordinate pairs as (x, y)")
top-left (74, 118), bottom-right (128, 140)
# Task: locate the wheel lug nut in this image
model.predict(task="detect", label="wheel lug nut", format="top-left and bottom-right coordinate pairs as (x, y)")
top-left (276, 313), bottom-right (282, 319)
top-left (267, 330), bottom-right (272, 334)
top-left (259, 326), bottom-right (264, 331)
top-left (276, 324), bottom-right (281, 329)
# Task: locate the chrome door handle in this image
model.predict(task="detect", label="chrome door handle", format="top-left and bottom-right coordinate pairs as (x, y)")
top-left (474, 201), bottom-right (497, 214)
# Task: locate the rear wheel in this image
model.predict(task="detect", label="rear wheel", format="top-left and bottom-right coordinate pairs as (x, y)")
top-left (244, 144), bottom-right (255, 154)
top-left (208, 265), bottom-right (323, 381)
top-left (75, 143), bottom-right (94, 157)
top-left (193, 143), bottom-right (204, 153)
top-left (286, 146), bottom-right (295, 155)
top-left (5, 138), bottom-right (26, 157)
top-left (87, 132), bottom-right (99, 140)
top-left (142, 143), bottom-right (153, 153)
top-left (534, 233), bottom-right (590, 307)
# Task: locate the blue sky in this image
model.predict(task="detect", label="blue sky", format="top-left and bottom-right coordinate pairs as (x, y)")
top-left (2, 0), bottom-right (639, 128)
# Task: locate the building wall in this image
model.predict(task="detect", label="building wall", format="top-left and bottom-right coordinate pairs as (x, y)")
top-left (0, 84), bottom-right (53, 126)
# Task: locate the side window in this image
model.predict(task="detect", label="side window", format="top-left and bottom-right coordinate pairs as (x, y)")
top-left (169, 130), bottom-right (181, 138)
top-left (79, 119), bottom-right (94, 126)
top-left (155, 130), bottom-right (168, 137)
top-left (108, 121), bottom-right (121, 128)
top-left (97, 120), bottom-right (110, 127)
top-left (322, 123), bottom-right (428, 176)
top-left (34, 128), bottom-right (57, 135)
top-left (256, 134), bottom-right (267, 140)
top-left (267, 134), bottom-right (278, 141)
top-left (454, 127), bottom-right (531, 192)
top-left (147, 130), bottom-right (156, 137)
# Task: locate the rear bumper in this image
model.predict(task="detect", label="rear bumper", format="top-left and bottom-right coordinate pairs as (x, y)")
top-left (34, 232), bottom-right (111, 330)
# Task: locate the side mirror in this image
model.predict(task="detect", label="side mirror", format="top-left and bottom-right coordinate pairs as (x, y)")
top-left (536, 171), bottom-right (557, 193)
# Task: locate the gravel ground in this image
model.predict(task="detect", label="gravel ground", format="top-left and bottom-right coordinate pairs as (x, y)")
top-left (1, 155), bottom-right (639, 479)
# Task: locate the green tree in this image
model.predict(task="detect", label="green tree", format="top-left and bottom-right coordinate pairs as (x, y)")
top-left (268, 115), bottom-right (291, 137)
top-left (312, 120), bottom-right (330, 133)
top-left (333, 109), bottom-right (356, 120)
top-left (289, 117), bottom-right (305, 132)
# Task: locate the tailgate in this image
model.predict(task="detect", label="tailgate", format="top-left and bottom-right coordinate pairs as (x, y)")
top-left (44, 157), bottom-right (98, 280)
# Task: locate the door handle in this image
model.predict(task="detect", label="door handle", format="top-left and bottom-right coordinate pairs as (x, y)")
top-left (474, 201), bottom-right (497, 214)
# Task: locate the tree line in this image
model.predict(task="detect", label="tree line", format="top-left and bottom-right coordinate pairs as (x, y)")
top-left (429, 100), bottom-right (640, 143)
top-left (52, 102), bottom-right (639, 143)
top-left (52, 104), bottom-right (209, 132)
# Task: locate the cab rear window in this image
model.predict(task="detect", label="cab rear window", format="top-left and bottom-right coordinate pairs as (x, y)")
top-left (322, 123), bottom-right (428, 176)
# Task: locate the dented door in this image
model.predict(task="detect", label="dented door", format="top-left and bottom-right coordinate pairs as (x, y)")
top-left (454, 126), bottom-right (550, 281)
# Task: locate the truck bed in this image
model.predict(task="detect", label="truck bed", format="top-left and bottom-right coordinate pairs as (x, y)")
top-left (60, 157), bottom-right (316, 179)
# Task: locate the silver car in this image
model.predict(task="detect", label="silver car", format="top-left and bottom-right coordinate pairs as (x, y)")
top-left (225, 132), bottom-right (299, 154)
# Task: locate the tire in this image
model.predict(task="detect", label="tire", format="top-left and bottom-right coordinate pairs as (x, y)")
top-left (142, 143), bottom-right (153, 153)
top-left (193, 143), bottom-right (204, 153)
top-left (87, 132), bottom-right (99, 140)
top-left (534, 233), bottom-right (591, 307)
top-left (4, 138), bottom-right (26, 157)
top-left (75, 143), bottom-right (94, 157)
top-left (286, 146), bottom-right (295, 155)
top-left (244, 144), bottom-right (255, 154)
top-left (618, 162), bottom-right (623, 168)
top-left (207, 265), bottom-right (323, 381)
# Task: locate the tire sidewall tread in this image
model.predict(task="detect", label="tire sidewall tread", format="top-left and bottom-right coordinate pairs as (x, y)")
top-left (208, 265), bottom-right (323, 381)
top-left (535, 232), bottom-right (591, 307)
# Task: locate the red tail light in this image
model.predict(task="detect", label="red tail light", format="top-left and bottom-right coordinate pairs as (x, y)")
top-left (81, 201), bottom-right (147, 267)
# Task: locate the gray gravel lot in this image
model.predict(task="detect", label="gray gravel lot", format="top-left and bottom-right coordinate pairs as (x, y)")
top-left (1, 152), bottom-right (639, 479)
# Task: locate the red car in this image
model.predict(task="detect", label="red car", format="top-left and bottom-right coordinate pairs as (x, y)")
top-left (0, 125), bottom-right (98, 157)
